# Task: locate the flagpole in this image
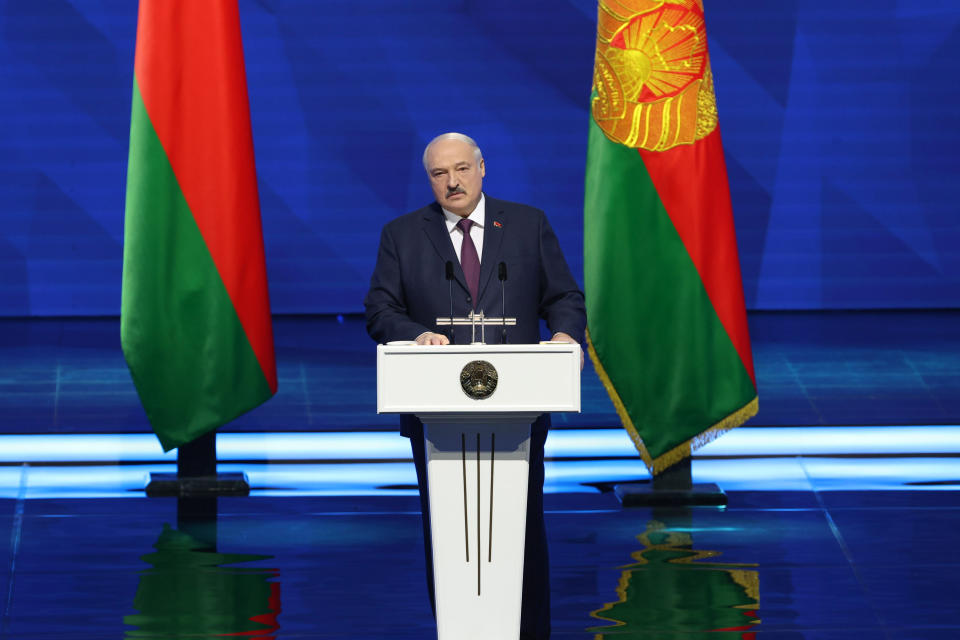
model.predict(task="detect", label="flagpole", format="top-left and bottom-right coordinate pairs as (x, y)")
top-left (177, 431), bottom-right (217, 477)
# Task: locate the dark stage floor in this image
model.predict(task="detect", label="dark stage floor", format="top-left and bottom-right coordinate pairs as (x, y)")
top-left (1, 311), bottom-right (959, 638)
top-left (1, 311), bottom-right (959, 434)
top-left (3, 490), bottom-right (960, 638)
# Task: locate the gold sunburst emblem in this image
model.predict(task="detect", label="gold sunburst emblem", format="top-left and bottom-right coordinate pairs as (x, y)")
top-left (593, 0), bottom-right (718, 151)
top-left (460, 360), bottom-right (498, 400)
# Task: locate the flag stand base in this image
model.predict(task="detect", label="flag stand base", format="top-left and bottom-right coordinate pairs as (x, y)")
top-left (613, 482), bottom-right (726, 507)
top-left (613, 457), bottom-right (727, 507)
top-left (145, 431), bottom-right (250, 497)
top-left (146, 472), bottom-right (250, 497)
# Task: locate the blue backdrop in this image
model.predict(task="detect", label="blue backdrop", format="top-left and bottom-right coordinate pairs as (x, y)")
top-left (1, 0), bottom-right (958, 316)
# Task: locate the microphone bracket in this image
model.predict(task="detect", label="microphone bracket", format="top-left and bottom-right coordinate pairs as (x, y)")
top-left (436, 311), bottom-right (517, 345)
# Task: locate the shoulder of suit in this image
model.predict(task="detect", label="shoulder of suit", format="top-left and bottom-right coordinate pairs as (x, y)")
top-left (381, 203), bottom-right (440, 232)
top-left (382, 198), bottom-right (545, 232)
top-left (483, 196), bottom-right (545, 219)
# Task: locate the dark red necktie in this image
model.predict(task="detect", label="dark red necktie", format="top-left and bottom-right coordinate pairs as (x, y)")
top-left (457, 218), bottom-right (480, 308)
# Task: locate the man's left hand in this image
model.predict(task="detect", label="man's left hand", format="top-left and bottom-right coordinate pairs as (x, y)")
top-left (550, 332), bottom-right (584, 370)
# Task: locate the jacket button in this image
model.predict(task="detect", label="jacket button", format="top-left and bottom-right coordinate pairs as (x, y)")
top-left (466, 295), bottom-right (472, 303)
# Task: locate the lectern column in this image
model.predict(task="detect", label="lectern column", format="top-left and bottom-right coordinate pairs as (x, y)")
top-left (423, 418), bottom-right (534, 640)
top-left (377, 343), bottom-right (581, 639)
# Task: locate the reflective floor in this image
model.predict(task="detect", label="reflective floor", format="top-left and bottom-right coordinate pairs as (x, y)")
top-left (3, 485), bottom-right (960, 639)
top-left (2, 311), bottom-right (959, 434)
top-left (1, 311), bottom-right (959, 638)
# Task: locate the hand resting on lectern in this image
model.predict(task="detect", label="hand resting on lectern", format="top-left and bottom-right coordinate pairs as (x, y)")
top-left (415, 331), bottom-right (450, 345)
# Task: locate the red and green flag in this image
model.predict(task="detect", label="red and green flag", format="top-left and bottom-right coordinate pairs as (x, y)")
top-left (584, 0), bottom-right (757, 474)
top-left (121, 1), bottom-right (277, 451)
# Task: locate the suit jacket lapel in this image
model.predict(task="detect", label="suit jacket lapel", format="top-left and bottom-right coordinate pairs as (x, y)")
top-left (421, 203), bottom-right (468, 293)
top-left (477, 196), bottom-right (505, 304)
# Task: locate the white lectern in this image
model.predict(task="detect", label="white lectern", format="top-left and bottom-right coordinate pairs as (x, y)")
top-left (377, 342), bottom-right (581, 640)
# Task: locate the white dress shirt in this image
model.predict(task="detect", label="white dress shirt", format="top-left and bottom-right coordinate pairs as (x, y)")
top-left (442, 193), bottom-right (485, 263)
top-left (419, 194), bottom-right (571, 346)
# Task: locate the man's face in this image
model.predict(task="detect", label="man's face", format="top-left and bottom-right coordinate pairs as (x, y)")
top-left (425, 139), bottom-right (485, 217)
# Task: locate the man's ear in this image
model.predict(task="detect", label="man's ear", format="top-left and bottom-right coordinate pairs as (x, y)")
top-left (479, 158), bottom-right (486, 178)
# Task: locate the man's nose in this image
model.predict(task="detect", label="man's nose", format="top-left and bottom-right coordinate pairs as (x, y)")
top-left (446, 173), bottom-right (459, 189)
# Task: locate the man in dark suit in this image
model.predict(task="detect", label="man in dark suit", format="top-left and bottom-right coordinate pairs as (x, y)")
top-left (364, 133), bottom-right (585, 640)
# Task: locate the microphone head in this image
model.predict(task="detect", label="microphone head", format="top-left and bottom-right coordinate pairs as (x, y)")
top-left (498, 262), bottom-right (507, 281)
top-left (445, 261), bottom-right (454, 280)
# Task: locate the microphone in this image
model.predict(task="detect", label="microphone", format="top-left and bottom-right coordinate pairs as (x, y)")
top-left (498, 262), bottom-right (507, 344)
top-left (445, 261), bottom-right (455, 344)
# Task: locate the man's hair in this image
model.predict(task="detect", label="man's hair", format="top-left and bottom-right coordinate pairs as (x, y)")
top-left (422, 132), bottom-right (483, 171)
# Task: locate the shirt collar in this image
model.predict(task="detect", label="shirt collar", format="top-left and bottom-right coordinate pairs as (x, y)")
top-left (442, 193), bottom-right (485, 232)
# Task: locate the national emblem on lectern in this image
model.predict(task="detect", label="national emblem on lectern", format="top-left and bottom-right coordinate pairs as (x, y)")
top-left (460, 360), bottom-right (498, 400)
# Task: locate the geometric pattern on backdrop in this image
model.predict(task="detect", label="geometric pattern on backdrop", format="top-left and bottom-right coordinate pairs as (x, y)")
top-left (0, 0), bottom-right (958, 315)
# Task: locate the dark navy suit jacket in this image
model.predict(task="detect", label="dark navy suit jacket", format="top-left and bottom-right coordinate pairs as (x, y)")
top-left (365, 195), bottom-right (585, 346)
top-left (364, 195), bottom-right (586, 437)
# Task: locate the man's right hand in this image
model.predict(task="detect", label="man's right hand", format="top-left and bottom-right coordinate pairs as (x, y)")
top-left (415, 332), bottom-right (450, 345)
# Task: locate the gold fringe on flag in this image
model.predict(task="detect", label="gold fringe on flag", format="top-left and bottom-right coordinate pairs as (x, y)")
top-left (585, 328), bottom-right (758, 475)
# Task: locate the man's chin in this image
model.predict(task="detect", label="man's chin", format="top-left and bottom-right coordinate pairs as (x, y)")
top-left (443, 197), bottom-right (469, 215)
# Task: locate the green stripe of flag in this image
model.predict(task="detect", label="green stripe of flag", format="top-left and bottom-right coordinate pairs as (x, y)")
top-left (121, 78), bottom-right (273, 451)
top-left (584, 117), bottom-right (756, 471)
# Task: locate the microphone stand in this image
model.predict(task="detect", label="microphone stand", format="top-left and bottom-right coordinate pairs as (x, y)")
top-left (498, 262), bottom-right (507, 344)
top-left (445, 261), bottom-right (455, 344)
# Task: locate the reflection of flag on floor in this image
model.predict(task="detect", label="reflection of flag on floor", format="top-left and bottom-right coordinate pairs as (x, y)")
top-left (121, 1), bottom-right (277, 451)
top-left (589, 520), bottom-right (760, 638)
top-left (584, 0), bottom-right (757, 474)
top-left (124, 525), bottom-right (281, 638)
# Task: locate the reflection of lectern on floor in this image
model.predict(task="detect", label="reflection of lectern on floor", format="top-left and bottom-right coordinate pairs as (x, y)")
top-left (378, 342), bottom-right (581, 640)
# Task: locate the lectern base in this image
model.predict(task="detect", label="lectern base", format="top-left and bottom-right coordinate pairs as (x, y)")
top-left (146, 472), bottom-right (250, 497)
top-left (614, 482), bottom-right (727, 507)
top-left (424, 419), bottom-right (532, 640)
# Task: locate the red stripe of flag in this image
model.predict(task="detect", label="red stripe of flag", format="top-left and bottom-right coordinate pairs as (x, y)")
top-left (134, 0), bottom-right (276, 391)
top-left (638, 129), bottom-right (756, 385)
